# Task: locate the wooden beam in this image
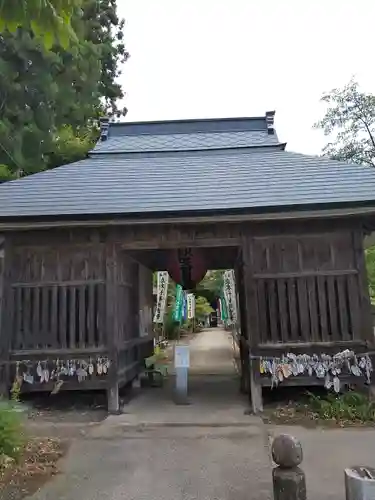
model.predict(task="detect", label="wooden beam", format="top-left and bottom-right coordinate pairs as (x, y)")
top-left (0, 206), bottom-right (374, 231)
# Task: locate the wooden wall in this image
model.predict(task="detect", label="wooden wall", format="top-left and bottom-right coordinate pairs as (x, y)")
top-left (242, 229), bottom-right (372, 351)
top-left (0, 218), bottom-right (372, 407)
top-left (0, 231), bottom-right (154, 403)
top-left (4, 243), bottom-right (107, 352)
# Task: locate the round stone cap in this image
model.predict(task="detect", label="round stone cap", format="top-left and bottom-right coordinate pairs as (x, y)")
top-left (272, 434), bottom-right (303, 468)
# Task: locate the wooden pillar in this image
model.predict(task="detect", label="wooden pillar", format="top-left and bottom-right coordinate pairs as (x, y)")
top-left (0, 238), bottom-right (13, 397)
top-left (235, 262), bottom-right (249, 394)
top-left (242, 236), bottom-right (263, 413)
top-left (105, 241), bottom-right (120, 414)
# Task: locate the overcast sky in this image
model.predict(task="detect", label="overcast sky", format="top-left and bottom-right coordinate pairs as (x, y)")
top-left (118, 0), bottom-right (375, 155)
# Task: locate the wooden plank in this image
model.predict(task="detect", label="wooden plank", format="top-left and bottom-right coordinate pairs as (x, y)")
top-left (347, 273), bottom-right (362, 341)
top-left (130, 262), bottom-right (139, 341)
top-left (69, 286), bottom-right (76, 349)
top-left (277, 279), bottom-right (289, 343)
top-left (87, 284), bottom-right (96, 347)
top-left (32, 286), bottom-right (40, 350)
top-left (41, 286), bottom-right (50, 348)
top-left (241, 237), bottom-right (260, 348)
top-left (11, 346), bottom-right (107, 358)
top-left (2, 239), bottom-right (16, 391)
top-left (14, 287), bottom-right (23, 350)
top-left (23, 287), bottom-right (32, 348)
top-left (286, 278), bottom-right (299, 341)
top-left (296, 277), bottom-right (310, 341)
top-left (306, 276), bottom-right (319, 342)
top-left (59, 285), bottom-right (67, 348)
top-left (267, 279), bottom-right (279, 342)
top-left (336, 275), bottom-right (350, 341)
top-left (256, 279), bottom-right (268, 343)
top-left (254, 339), bottom-right (366, 352)
top-left (50, 285), bottom-right (58, 348)
top-left (105, 242), bottom-right (119, 413)
top-left (253, 269), bottom-right (357, 280)
top-left (326, 275), bottom-right (339, 340)
top-left (78, 285), bottom-right (86, 348)
top-left (98, 283), bottom-right (106, 346)
top-left (316, 275), bottom-right (329, 342)
top-left (12, 279), bottom-right (105, 288)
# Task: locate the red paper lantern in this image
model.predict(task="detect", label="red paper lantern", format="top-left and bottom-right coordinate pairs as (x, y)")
top-left (167, 248), bottom-right (207, 290)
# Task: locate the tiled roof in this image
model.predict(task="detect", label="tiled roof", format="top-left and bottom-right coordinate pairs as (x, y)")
top-left (91, 130), bottom-right (279, 154)
top-left (1, 148), bottom-right (375, 218)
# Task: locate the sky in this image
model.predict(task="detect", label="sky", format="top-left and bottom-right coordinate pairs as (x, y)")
top-left (117, 0), bottom-right (375, 155)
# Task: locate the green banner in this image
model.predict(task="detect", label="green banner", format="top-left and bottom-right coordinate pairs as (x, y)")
top-left (173, 285), bottom-right (184, 323)
top-left (220, 296), bottom-right (228, 321)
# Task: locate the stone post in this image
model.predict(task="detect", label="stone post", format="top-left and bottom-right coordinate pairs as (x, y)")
top-left (271, 434), bottom-right (307, 500)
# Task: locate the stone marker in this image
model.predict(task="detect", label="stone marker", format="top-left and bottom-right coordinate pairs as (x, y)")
top-left (271, 434), bottom-right (306, 500)
top-left (174, 345), bottom-right (190, 405)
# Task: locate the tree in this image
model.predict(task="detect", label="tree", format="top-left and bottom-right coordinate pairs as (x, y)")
top-left (0, 0), bottom-right (128, 181)
top-left (194, 296), bottom-right (213, 321)
top-left (0, 0), bottom-right (82, 48)
top-left (315, 79), bottom-right (375, 167)
top-left (194, 270), bottom-right (224, 306)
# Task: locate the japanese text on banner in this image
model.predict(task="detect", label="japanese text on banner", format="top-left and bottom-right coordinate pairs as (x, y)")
top-left (223, 270), bottom-right (237, 325)
top-left (153, 271), bottom-right (169, 323)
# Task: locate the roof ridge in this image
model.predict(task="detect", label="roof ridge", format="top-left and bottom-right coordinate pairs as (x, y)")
top-left (90, 142), bottom-right (286, 156)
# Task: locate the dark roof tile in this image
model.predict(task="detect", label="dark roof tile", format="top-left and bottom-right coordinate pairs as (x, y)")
top-left (1, 149), bottom-right (375, 218)
top-left (91, 130), bottom-right (279, 154)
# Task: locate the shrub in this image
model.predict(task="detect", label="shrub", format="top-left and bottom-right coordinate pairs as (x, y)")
top-left (0, 402), bottom-right (26, 463)
top-left (307, 391), bottom-right (375, 422)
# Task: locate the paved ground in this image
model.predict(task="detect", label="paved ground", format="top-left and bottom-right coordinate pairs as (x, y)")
top-left (29, 328), bottom-right (273, 500)
top-left (33, 426), bottom-right (272, 500)
top-left (267, 425), bottom-right (375, 500)
top-left (28, 328), bottom-right (375, 500)
top-left (187, 327), bottom-right (239, 375)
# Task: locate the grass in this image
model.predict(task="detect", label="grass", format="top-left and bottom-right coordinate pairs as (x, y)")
top-left (262, 388), bottom-right (375, 427)
top-left (307, 391), bottom-right (375, 423)
top-left (0, 401), bottom-right (26, 464)
top-left (0, 400), bottom-right (65, 499)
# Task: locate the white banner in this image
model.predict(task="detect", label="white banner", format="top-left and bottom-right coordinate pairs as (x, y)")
top-left (153, 271), bottom-right (169, 323)
top-left (187, 293), bottom-right (195, 319)
top-left (223, 270), bottom-right (237, 325)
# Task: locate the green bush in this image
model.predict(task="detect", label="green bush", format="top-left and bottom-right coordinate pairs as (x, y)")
top-left (307, 391), bottom-right (375, 422)
top-left (0, 403), bottom-right (26, 462)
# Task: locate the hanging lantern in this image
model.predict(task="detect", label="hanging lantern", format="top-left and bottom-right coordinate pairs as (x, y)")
top-left (167, 248), bottom-right (207, 290)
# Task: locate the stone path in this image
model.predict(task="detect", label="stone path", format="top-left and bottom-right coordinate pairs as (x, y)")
top-left (28, 328), bottom-right (375, 500)
top-left (187, 327), bottom-right (239, 375)
top-left (30, 328), bottom-right (273, 500)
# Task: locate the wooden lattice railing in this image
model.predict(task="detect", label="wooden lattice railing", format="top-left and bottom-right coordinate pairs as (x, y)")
top-left (10, 280), bottom-right (106, 351)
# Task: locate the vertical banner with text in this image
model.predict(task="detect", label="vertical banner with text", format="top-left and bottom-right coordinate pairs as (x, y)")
top-left (223, 270), bottom-right (238, 325)
top-left (153, 271), bottom-right (169, 323)
top-left (173, 284), bottom-right (184, 323)
top-left (187, 293), bottom-right (195, 319)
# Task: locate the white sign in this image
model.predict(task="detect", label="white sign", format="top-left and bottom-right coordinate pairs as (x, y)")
top-left (187, 293), bottom-right (195, 319)
top-left (174, 345), bottom-right (190, 368)
top-left (153, 271), bottom-right (169, 323)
